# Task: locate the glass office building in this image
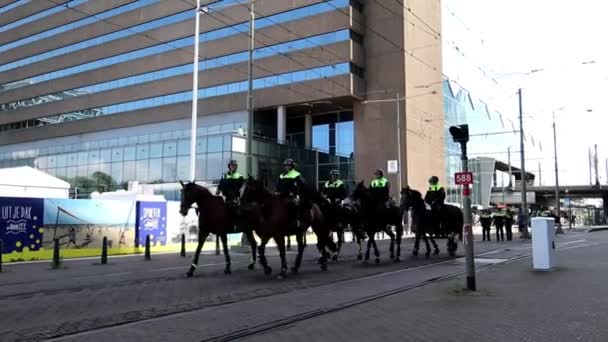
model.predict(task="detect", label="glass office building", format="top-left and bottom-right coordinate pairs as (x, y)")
top-left (0, 0), bottom-right (363, 198)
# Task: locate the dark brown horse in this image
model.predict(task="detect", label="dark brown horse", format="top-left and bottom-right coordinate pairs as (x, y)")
top-left (240, 178), bottom-right (330, 278)
top-left (351, 181), bottom-right (404, 263)
top-left (179, 181), bottom-right (257, 277)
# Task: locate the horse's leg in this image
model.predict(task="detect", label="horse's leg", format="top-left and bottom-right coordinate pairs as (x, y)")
top-left (275, 234), bottom-right (288, 279)
top-left (395, 223), bottom-right (403, 262)
top-left (186, 230), bottom-right (209, 278)
top-left (364, 232), bottom-right (373, 262)
top-left (413, 228), bottom-right (421, 257)
top-left (335, 226), bottom-right (344, 261)
top-left (220, 233), bottom-right (231, 274)
top-left (292, 232), bottom-right (306, 273)
top-left (245, 230), bottom-right (257, 270)
top-left (422, 233), bottom-right (432, 258)
top-left (430, 234), bottom-right (440, 255)
top-left (257, 235), bottom-right (272, 275)
top-left (372, 234), bottom-right (380, 264)
top-left (384, 226), bottom-right (395, 259)
top-left (356, 228), bottom-right (363, 260)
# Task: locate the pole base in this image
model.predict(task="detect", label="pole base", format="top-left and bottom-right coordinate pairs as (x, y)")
top-left (466, 276), bottom-right (476, 291)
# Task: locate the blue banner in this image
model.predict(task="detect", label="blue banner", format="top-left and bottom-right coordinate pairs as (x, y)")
top-left (136, 201), bottom-right (167, 247)
top-left (0, 197), bottom-right (44, 253)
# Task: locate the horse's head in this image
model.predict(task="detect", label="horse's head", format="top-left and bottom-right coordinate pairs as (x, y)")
top-left (400, 186), bottom-right (423, 211)
top-left (241, 176), bottom-right (265, 204)
top-left (179, 181), bottom-right (212, 216)
top-left (350, 181), bottom-right (368, 202)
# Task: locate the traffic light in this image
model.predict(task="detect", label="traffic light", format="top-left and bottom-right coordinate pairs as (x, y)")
top-left (449, 124), bottom-right (469, 143)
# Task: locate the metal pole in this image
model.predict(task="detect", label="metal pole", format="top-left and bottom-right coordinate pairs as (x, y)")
top-left (507, 147), bottom-right (512, 188)
top-left (189, 0), bottom-right (201, 182)
top-left (518, 89), bottom-right (530, 238)
top-left (589, 148), bottom-right (593, 185)
top-left (460, 142), bottom-right (476, 291)
top-left (594, 144), bottom-right (600, 186)
top-left (245, 0), bottom-right (255, 177)
top-left (553, 113), bottom-right (564, 234)
top-left (396, 92), bottom-right (402, 191)
top-left (538, 162), bottom-right (542, 186)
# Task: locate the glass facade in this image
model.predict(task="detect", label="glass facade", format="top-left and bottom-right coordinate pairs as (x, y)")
top-left (1, 30), bottom-right (351, 113)
top-left (0, 0), bottom-right (358, 199)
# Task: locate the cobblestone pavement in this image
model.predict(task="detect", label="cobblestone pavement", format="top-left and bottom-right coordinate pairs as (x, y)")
top-left (0, 231), bottom-right (592, 341)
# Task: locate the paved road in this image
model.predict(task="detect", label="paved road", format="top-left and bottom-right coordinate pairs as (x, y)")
top-left (0, 231), bottom-right (591, 341)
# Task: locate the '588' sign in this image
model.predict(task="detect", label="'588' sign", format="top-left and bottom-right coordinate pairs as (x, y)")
top-left (454, 172), bottom-right (473, 185)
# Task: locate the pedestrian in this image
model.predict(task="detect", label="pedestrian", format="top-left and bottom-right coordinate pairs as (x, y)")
top-left (493, 209), bottom-right (505, 241)
top-left (66, 228), bottom-right (77, 248)
top-left (504, 208), bottom-right (514, 241)
top-left (479, 209), bottom-right (493, 241)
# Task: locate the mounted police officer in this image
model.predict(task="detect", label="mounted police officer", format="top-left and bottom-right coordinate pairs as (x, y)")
top-left (277, 158), bottom-right (304, 227)
top-left (370, 169), bottom-right (390, 208)
top-left (322, 169), bottom-right (346, 204)
top-left (216, 160), bottom-right (245, 201)
top-left (424, 176), bottom-right (446, 211)
top-left (425, 176), bottom-right (446, 237)
top-left (216, 160), bottom-right (245, 228)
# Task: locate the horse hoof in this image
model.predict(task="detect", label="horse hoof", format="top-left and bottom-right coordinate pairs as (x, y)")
top-left (276, 273), bottom-right (287, 280)
top-left (248, 263), bottom-right (255, 270)
top-left (186, 271), bottom-right (194, 278)
top-left (412, 250), bottom-right (419, 257)
top-left (224, 268), bottom-right (232, 275)
top-left (357, 254), bottom-right (363, 261)
top-left (362, 259), bottom-right (369, 265)
top-left (321, 263), bottom-right (328, 271)
top-left (394, 257), bottom-right (401, 263)
top-left (449, 251), bottom-right (456, 257)
top-left (264, 266), bottom-right (272, 275)
top-left (290, 267), bottom-right (299, 274)
top-left (434, 249), bottom-right (440, 255)
top-left (332, 254), bottom-right (338, 262)
top-left (425, 252), bottom-right (431, 259)
top-left (390, 254), bottom-right (395, 259)
top-left (375, 258), bottom-right (380, 264)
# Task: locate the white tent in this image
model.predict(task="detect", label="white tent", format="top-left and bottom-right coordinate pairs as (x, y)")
top-left (0, 166), bottom-right (70, 199)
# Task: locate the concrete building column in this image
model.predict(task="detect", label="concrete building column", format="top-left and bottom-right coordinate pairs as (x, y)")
top-left (304, 112), bottom-right (312, 149)
top-left (277, 105), bottom-right (286, 144)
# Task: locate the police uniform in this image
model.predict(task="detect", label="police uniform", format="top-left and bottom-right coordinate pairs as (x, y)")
top-left (424, 182), bottom-right (446, 210)
top-left (277, 159), bottom-right (305, 226)
top-left (479, 210), bottom-right (493, 241)
top-left (493, 210), bottom-right (505, 241)
top-left (369, 170), bottom-right (390, 208)
top-left (504, 209), bottom-right (514, 241)
top-left (217, 170), bottom-right (245, 202)
top-left (323, 177), bottom-right (346, 203)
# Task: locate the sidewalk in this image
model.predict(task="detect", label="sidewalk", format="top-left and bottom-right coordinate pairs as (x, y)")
top-left (244, 231), bottom-right (608, 342)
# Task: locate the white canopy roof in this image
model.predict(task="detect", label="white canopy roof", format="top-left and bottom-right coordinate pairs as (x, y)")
top-left (0, 166), bottom-right (70, 189)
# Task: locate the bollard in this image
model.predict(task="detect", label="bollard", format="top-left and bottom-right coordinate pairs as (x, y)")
top-left (180, 233), bottom-right (186, 257)
top-left (0, 239), bottom-right (3, 273)
top-left (215, 235), bottom-right (220, 255)
top-left (144, 235), bottom-right (151, 261)
top-left (52, 238), bottom-right (60, 269)
top-left (101, 236), bottom-right (108, 265)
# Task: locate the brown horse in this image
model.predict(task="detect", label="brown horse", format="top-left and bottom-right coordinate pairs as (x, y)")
top-left (179, 181), bottom-right (257, 277)
top-left (240, 178), bottom-right (330, 278)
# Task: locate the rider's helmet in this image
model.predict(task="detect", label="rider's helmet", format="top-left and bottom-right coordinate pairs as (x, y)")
top-left (374, 169), bottom-right (384, 177)
top-left (283, 158), bottom-right (295, 166)
top-left (228, 160), bottom-right (238, 167)
top-left (429, 175), bottom-right (439, 185)
top-left (329, 169), bottom-right (339, 177)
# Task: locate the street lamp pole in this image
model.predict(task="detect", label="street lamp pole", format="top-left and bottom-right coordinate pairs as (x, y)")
top-left (518, 88), bottom-right (530, 238)
top-left (553, 111), bottom-right (564, 234)
top-left (245, 0), bottom-right (255, 177)
top-left (189, 0), bottom-right (202, 182)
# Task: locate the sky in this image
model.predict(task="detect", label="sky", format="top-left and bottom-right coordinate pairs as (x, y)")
top-left (442, 0), bottom-right (608, 186)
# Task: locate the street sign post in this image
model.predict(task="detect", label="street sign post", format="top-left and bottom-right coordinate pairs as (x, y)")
top-left (387, 160), bottom-right (399, 174)
top-left (449, 124), bottom-right (476, 291)
top-left (455, 172), bottom-right (473, 185)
